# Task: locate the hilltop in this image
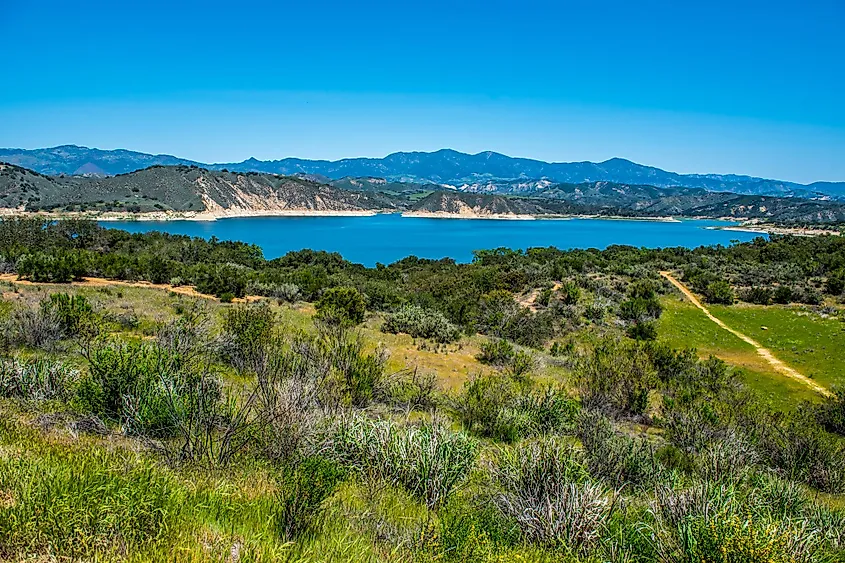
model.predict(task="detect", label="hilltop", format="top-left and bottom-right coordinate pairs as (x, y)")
top-left (0, 163), bottom-right (399, 217)
top-left (3, 145), bottom-right (844, 199)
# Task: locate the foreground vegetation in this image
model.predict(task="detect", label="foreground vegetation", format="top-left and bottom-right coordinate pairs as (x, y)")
top-left (0, 218), bottom-right (844, 561)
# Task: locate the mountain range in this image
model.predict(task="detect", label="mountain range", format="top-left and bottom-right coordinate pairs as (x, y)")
top-left (3, 161), bottom-right (845, 224)
top-left (2, 145), bottom-right (844, 200)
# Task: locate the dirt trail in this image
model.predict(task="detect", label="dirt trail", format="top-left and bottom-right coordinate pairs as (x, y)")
top-left (659, 271), bottom-right (831, 397)
top-left (0, 274), bottom-right (262, 303)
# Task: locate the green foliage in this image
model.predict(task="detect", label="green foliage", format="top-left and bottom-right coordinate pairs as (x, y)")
top-left (824, 269), bottom-right (845, 296)
top-left (557, 281), bottom-right (581, 305)
top-left (219, 302), bottom-right (275, 371)
top-left (0, 356), bottom-right (79, 401)
top-left (815, 386), bottom-right (845, 436)
top-left (627, 319), bottom-right (658, 340)
top-left (576, 410), bottom-right (665, 488)
top-left (193, 262), bottom-right (248, 298)
top-left (744, 286), bottom-right (772, 305)
top-left (41, 292), bottom-right (94, 337)
top-left (477, 338), bottom-right (515, 366)
top-left (576, 338), bottom-right (657, 417)
top-left (16, 250), bottom-right (87, 283)
top-left (453, 373), bottom-right (579, 442)
top-left (327, 414), bottom-right (478, 508)
top-left (772, 285), bottom-right (794, 304)
top-left (704, 280), bottom-right (735, 305)
top-left (316, 286), bottom-right (367, 326)
top-left (382, 304), bottom-right (461, 343)
top-left (272, 456), bottom-right (346, 540)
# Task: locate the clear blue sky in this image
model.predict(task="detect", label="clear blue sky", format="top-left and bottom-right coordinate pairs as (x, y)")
top-left (1, 0), bottom-right (843, 183)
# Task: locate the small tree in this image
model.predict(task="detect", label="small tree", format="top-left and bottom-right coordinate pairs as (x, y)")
top-left (316, 286), bottom-right (366, 326)
top-left (704, 281), bottom-right (735, 305)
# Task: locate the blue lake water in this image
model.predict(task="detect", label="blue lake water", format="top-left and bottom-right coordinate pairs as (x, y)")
top-left (103, 214), bottom-right (764, 266)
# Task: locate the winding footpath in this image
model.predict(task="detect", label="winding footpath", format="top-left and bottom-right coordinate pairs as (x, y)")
top-left (659, 271), bottom-right (832, 397)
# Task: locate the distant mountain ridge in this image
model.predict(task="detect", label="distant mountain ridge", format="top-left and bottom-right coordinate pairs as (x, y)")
top-left (3, 162), bottom-right (845, 224)
top-left (2, 145), bottom-right (844, 199)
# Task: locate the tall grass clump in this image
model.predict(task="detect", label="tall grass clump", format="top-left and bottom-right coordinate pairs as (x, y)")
top-left (325, 413), bottom-right (478, 508)
top-left (382, 304), bottom-right (461, 343)
top-left (492, 438), bottom-right (612, 554)
top-left (0, 356), bottom-right (79, 401)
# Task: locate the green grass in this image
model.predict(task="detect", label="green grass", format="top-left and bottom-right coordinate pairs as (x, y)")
top-left (709, 303), bottom-right (845, 391)
top-left (658, 296), bottom-right (823, 408)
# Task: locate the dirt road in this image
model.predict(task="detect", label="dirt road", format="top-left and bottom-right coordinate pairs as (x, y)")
top-left (659, 271), bottom-right (831, 397)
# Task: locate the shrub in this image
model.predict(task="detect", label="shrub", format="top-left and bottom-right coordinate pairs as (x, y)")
top-left (382, 304), bottom-right (461, 343)
top-left (744, 286), bottom-right (772, 305)
top-left (79, 338), bottom-right (187, 430)
top-left (316, 286), bottom-right (366, 326)
top-left (0, 356), bottom-right (79, 401)
top-left (575, 338), bottom-right (657, 417)
top-left (326, 414), bottom-right (478, 508)
top-left (576, 410), bottom-right (665, 488)
top-left (193, 263), bottom-right (248, 298)
top-left (218, 302), bottom-right (275, 372)
top-left (6, 307), bottom-right (64, 350)
top-left (558, 281), bottom-right (581, 305)
top-left (824, 270), bottom-right (845, 296)
top-left (453, 374), bottom-right (578, 442)
top-left (477, 338), bottom-right (515, 366)
top-left (772, 285), bottom-right (794, 304)
top-left (16, 250), bottom-right (87, 283)
top-left (492, 438), bottom-right (610, 552)
top-left (41, 293), bottom-right (94, 337)
top-left (272, 456), bottom-right (346, 540)
top-left (627, 320), bottom-right (657, 341)
top-left (815, 386), bottom-right (845, 436)
top-left (247, 281), bottom-right (302, 302)
top-left (704, 280), bottom-right (735, 305)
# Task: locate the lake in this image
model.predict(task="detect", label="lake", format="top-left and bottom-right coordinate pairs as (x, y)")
top-left (103, 214), bottom-right (764, 266)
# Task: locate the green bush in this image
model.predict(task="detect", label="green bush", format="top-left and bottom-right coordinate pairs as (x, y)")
top-left (382, 304), bottom-right (461, 343)
top-left (316, 286), bottom-right (366, 326)
top-left (16, 250), bottom-right (87, 283)
top-left (558, 281), bottom-right (581, 305)
top-left (772, 285), bottom-right (794, 304)
top-left (704, 280), bottom-right (735, 305)
top-left (627, 320), bottom-right (658, 341)
top-left (824, 270), bottom-right (845, 296)
top-left (477, 338), bottom-right (515, 366)
top-left (41, 293), bottom-right (94, 337)
top-left (218, 303), bottom-right (275, 372)
top-left (744, 286), bottom-right (772, 305)
top-left (453, 374), bottom-right (578, 442)
top-left (272, 456), bottom-right (346, 540)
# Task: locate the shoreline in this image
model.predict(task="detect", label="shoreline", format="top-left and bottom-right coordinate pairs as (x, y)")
top-left (707, 224), bottom-right (842, 237)
top-left (0, 208), bottom-right (839, 235)
top-left (0, 208), bottom-right (386, 222)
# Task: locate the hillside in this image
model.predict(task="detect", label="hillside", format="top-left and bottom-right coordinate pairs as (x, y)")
top-left (409, 183), bottom-right (845, 223)
top-left (4, 145), bottom-right (844, 199)
top-left (3, 163), bottom-right (845, 223)
top-left (0, 163), bottom-right (400, 215)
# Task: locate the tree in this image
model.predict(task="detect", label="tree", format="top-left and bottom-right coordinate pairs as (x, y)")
top-left (316, 286), bottom-right (366, 326)
top-left (704, 281), bottom-right (734, 305)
